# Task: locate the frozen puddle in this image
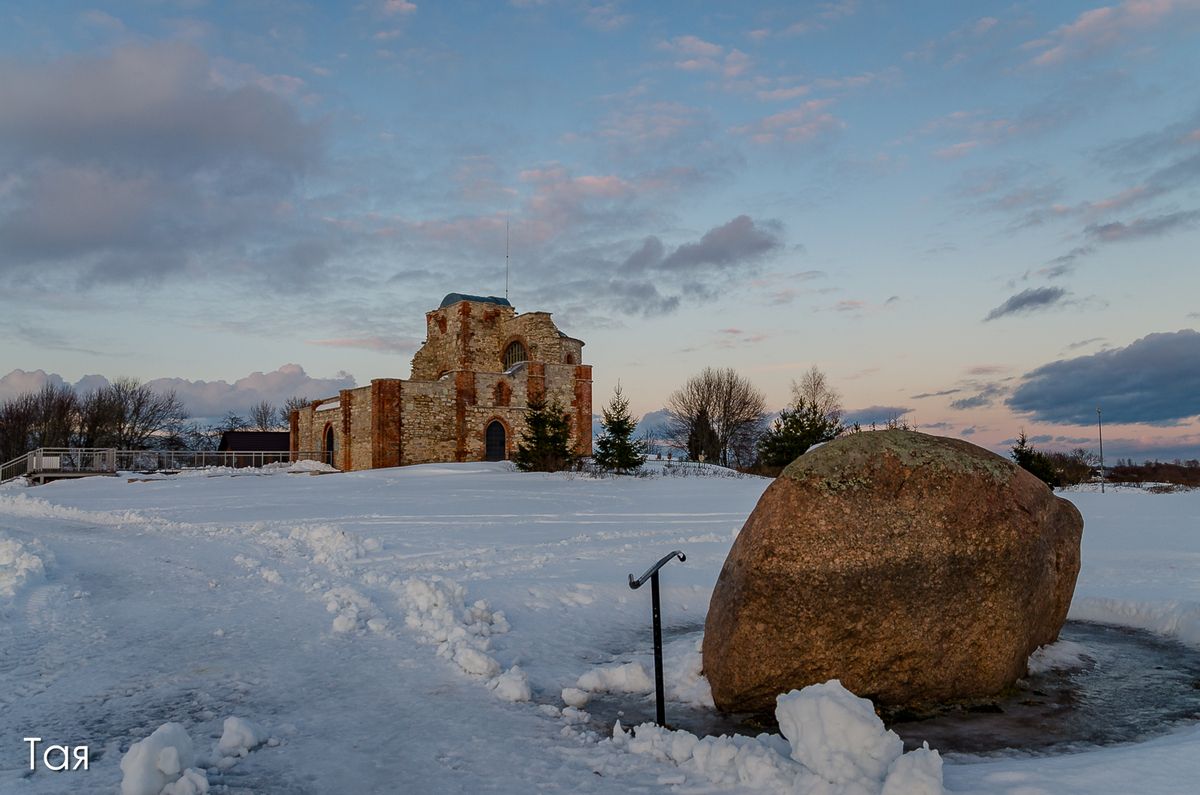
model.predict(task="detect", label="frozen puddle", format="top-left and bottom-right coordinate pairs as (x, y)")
top-left (584, 621), bottom-right (1200, 756)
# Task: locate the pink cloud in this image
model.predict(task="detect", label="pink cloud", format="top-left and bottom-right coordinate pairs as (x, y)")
top-left (732, 100), bottom-right (844, 145)
top-left (1025, 0), bottom-right (1189, 67)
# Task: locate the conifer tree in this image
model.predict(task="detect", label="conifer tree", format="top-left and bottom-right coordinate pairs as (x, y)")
top-left (757, 398), bottom-right (844, 469)
top-left (513, 395), bottom-right (575, 472)
top-left (594, 383), bottom-right (645, 474)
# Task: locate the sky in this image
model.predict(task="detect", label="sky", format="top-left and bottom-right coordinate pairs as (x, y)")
top-left (0, 0), bottom-right (1198, 462)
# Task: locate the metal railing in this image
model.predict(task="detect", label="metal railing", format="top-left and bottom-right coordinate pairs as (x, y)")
top-left (628, 550), bottom-right (687, 726)
top-left (1, 448), bottom-right (329, 484)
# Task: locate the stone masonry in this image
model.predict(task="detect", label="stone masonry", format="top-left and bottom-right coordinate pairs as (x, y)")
top-left (291, 294), bottom-right (592, 470)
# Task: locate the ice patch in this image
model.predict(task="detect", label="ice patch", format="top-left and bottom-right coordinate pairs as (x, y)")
top-left (611, 680), bottom-right (944, 794)
top-left (1027, 638), bottom-right (1091, 674)
top-left (561, 687), bottom-right (590, 708)
top-left (120, 722), bottom-right (208, 795)
top-left (0, 531), bottom-right (52, 599)
top-left (217, 716), bottom-right (267, 757)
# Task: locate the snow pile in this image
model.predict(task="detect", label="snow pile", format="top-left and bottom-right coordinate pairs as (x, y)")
top-left (397, 576), bottom-right (528, 699)
top-left (217, 716), bottom-right (268, 757)
top-left (0, 531), bottom-right (52, 598)
top-left (325, 586), bottom-right (389, 634)
top-left (1027, 638), bottom-right (1092, 674)
top-left (574, 635), bottom-right (713, 707)
top-left (233, 554), bottom-right (283, 586)
top-left (120, 723), bottom-right (208, 795)
top-left (489, 665), bottom-right (532, 702)
top-left (612, 680), bottom-right (943, 794)
top-left (577, 660), bottom-right (654, 693)
top-left (0, 492), bottom-right (152, 527)
top-left (285, 459), bottom-right (338, 473)
top-left (290, 523), bottom-right (381, 572)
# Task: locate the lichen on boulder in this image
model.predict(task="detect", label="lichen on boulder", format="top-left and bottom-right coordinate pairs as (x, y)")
top-left (703, 429), bottom-right (1083, 713)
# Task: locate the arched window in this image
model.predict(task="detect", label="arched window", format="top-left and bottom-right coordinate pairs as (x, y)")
top-left (485, 421), bottom-right (507, 461)
top-left (503, 340), bottom-right (528, 370)
top-left (324, 425), bottom-right (337, 467)
top-left (564, 352), bottom-right (576, 365)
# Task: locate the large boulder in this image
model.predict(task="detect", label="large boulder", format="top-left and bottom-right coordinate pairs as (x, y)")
top-left (703, 429), bottom-right (1083, 713)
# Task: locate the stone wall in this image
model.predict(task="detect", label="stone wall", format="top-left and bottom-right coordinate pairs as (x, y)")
top-left (291, 295), bottom-right (591, 470)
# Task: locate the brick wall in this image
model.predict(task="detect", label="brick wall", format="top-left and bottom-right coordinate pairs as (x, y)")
top-left (291, 296), bottom-right (592, 470)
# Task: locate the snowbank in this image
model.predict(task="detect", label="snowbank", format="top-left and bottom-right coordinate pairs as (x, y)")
top-left (0, 531), bottom-right (52, 598)
top-left (1070, 597), bottom-right (1200, 649)
top-left (217, 716), bottom-right (267, 756)
top-left (396, 576), bottom-right (529, 700)
top-left (120, 723), bottom-right (208, 795)
top-left (574, 635), bottom-right (714, 707)
top-left (612, 680), bottom-right (943, 794)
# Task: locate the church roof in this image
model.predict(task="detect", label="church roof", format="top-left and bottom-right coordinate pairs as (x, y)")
top-left (439, 293), bottom-right (513, 309)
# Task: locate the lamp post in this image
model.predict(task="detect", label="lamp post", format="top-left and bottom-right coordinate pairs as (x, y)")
top-left (1097, 407), bottom-right (1105, 494)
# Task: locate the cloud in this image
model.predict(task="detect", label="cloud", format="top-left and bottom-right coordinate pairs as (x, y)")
top-left (731, 100), bottom-right (844, 145)
top-left (1084, 209), bottom-right (1200, 242)
top-left (911, 388), bottom-right (962, 399)
top-left (1024, 0), bottom-right (1196, 67)
top-left (307, 336), bottom-right (421, 353)
top-left (1007, 329), bottom-right (1200, 425)
top-left (984, 287), bottom-right (1070, 321)
top-left (843, 405), bottom-right (912, 425)
top-left (0, 42), bottom-right (324, 286)
top-left (950, 383), bottom-right (1009, 410)
top-left (0, 365), bottom-right (355, 420)
top-left (659, 215), bottom-right (783, 270)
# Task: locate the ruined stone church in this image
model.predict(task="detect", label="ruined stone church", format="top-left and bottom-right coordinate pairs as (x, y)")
top-left (290, 293), bottom-right (592, 470)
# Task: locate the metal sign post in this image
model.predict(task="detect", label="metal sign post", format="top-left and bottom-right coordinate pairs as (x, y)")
top-left (628, 550), bottom-right (686, 726)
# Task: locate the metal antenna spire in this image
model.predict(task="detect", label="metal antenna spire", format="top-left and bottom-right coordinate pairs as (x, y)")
top-left (505, 218), bottom-right (510, 301)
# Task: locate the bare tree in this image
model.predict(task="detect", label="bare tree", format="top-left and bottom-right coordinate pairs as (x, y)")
top-left (250, 400), bottom-right (280, 431)
top-left (667, 367), bottom-right (767, 467)
top-left (791, 366), bottom-right (843, 425)
top-left (282, 396), bottom-right (310, 426)
top-left (0, 391), bottom-right (38, 461)
top-left (76, 378), bottom-right (187, 449)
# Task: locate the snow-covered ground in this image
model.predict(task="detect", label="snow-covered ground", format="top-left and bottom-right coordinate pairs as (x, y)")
top-left (1, 462), bottom-right (1198, 793)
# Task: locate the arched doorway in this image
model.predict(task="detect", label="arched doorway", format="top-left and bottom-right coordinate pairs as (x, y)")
top-left (485, 421), bottom-right (506, 461)
top-left (324, 424), bottom-right (337, 467)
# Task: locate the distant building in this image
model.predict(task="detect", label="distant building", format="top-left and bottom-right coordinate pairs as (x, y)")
top-left (217, 431), bottom-right (291, 452)
top-left (290, 293), bottom-right (592, 470)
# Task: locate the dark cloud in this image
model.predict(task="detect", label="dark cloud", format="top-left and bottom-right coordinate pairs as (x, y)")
top-left (960, 426), bottom-right (977, 436)
top-left (1084, 209), bottom-right (1200, 243)
top-left (0, 42), bottom-right (324, 286)
top-left (1007, 329), bottom-right (1200, 425)
top-left (843, 405), bottom-right (912, 425)
top-left (658, 215), bottom-right (783, 271)
top-left (984, 286), bottom-right (1069, 321)
top-left (910, 388), bottom-right (962, 399)
top-left (950, 383), bottom-right (1008, 410)
top-left (0, 365), bottom-right (355, 421)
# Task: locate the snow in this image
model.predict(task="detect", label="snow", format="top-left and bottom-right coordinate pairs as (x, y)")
top-left (217, 716), bottom-right (267, 756)
top-left (2, 463), bottom-right (1199, 793)
top-left (119, 722), bottom-right (207, 795)
top-left (1026, 639), bottom-right (1091, 675)
top-left (0, 530), bottom-right (52, 598)
top-left (614, 680), bottom-right (945, 793)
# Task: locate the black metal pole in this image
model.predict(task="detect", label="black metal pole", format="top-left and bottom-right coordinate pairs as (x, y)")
top-left (650, 571), bottom-right (665, 726)
top-left (1097, 406), bottom-right (1105, 494)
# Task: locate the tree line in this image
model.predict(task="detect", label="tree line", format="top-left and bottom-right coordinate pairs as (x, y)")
top-left (515, 365), bottom-right (853, 475)
top-left (0, 380), bottom-right (309, 462)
